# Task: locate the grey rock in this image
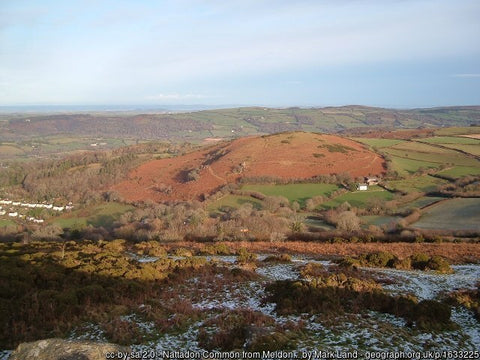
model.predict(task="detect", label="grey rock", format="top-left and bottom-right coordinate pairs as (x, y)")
top-left (9, 338), bottom-right (129, 360)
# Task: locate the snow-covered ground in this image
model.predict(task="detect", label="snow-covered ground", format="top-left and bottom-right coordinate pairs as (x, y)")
top-left (65, 255), bottom-right (480, 353)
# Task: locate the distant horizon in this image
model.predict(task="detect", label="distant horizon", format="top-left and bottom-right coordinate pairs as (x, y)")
top-left (1, 103), bottom-right (480, 114)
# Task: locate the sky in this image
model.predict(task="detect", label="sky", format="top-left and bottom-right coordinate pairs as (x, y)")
top-left (1, 0), bottom-right (479, 108)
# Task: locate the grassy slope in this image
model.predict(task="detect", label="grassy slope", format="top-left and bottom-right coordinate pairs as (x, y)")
top-left (241, 183), bottom-right (339, 206)
top-left (321, 186), bottom-right (394, 209)
top-left (420, 136), bottom-right (480, 145)
top-left (412, 198), bottom-right (480, 231)
top-left (207, 195), bottom-right (263, 212)
top-left (387, 175), bottom-right (448, 193)
top-left (353, 134), bottom-right (480, 178)
top-left (52, 202), bottom-right (134, 229)
top-left (351, 138), bottom-right (405, 148)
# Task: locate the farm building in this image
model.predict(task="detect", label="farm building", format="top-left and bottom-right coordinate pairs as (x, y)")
top-left (365, 176), bottom-right (379, 185)
top-left (357, 183), bottom-right (368, 191)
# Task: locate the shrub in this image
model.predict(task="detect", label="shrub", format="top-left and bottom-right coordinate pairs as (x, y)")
top-left (263, 254), bottom-right (292, 263)
top-left (265, 278), bottom-right (453, 330)
top-left (410, 253), bottom-right (431, 270)
top-left (174, 248), bottom-right (193, 257)
top-left (197, 309), bottom-right (274, 351)
top-left (103, 239), bottom-right (127, 252)
top-left (300, 263), bottom-right (325, 278)
top-left (202, 243), bottom-right (231, 255)
top-left (411, 300), bottom-right (454, 331)
top-left (448, 285), bottom-right (480, 321)
top-left (426, 256), bottom-right (452, 274)
top-left (236, 248), bottom-right (257, 265)
top-left (362, 251), bottom-right (397, 268)
top-left (336, 211), bottom-right (360, 232)
top-left (248, 331), bottom-right (299, 351)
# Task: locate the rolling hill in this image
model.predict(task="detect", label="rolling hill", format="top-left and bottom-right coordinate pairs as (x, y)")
top-left (113, 132), bottom-right (385, 202)
top-left (2, 106), bottom-right (480, 144)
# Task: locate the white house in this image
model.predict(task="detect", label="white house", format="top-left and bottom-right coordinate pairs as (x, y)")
top-left (0, 210), bottom-right (6, 216)
top-left (8, 212), bottom-right (18, 217)
top-left (357, 183), bottom-right (368, 191)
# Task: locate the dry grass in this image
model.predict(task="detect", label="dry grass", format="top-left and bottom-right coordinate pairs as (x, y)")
top-left (170, 241), bottom-right (480, 263)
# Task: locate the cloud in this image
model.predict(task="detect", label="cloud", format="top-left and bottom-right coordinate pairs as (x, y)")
top-left (451, 74), bottom-right (480, 78)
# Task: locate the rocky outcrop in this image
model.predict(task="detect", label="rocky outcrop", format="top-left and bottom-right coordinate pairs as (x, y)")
top-left (9, 338), bottom-right (129, 360)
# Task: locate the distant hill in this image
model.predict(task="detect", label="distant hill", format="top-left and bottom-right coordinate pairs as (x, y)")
top-left (1, 105), bottom-right (479, 143)
top-left (113, 132), bottom-right (385, 202)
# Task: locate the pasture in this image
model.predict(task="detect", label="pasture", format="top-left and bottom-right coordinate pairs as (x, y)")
top-left (437, 166), bottom-right (480, 178)
top-left (420, 136), bottom-right (480, 145)
top-left (53, 202), bottom-right (133, 229)
top-left (386, 175), bottom-right (448, 193)
top-left (388, 156), bottom-right (441, 176)
top-left (207, 195), bottom-right (262, 212)
top-left (320, 186), bottom-right (394, 209)
top-left (241, 183), bottom-right (339, 206)
top-left (412, 198), bottom-right (480, 231)
top-left (441, 144), bottom-right (480, 156)
top-left (398, 196), bottom-right (444, 211)
top-left (352, 138), bottom-right (405, 148)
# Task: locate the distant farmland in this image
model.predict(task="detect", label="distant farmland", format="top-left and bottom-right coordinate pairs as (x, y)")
top-left (412, 198), bottom-right (480, 231)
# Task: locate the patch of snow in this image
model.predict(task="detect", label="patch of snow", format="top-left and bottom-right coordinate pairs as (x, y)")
top-left (127, 252), bottom-right (159, 263)
top-left (131, 321), bottom-right (203, 352)
top-left (205, 255), bottom-right (237, 264)
top-left (256, 263), bottom-right (300, 281)
top-left (68, 323), bottom-right (107, 342)
top-left (0, 351), bottom-right (12, 360)
top-left (366, 264), bottom-right (480, 300)
top-left (451, 307), bottom-right (480, 348)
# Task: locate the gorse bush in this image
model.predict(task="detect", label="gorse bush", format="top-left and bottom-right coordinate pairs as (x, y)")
top-left (338, 251), bottom-right (452, 273)
top-left (0, 240), bottom-right (213, 348)
top-left (265, 275), bottom-right (454, 331)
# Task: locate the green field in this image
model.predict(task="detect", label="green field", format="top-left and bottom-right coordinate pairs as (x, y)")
top-left (437, 166), bottom-right (480, 178)
top-left (388, 156), bottom-right (441, 176)
top-left (441, 144), bottom-right (480, 156)
top-left (361, 215), bottom-right (401, 227)
top-left (207, 195), bottom-right (263, 212)
top-left (352, 138), bottom-right (405, 148)
top-left (320, 186), bottom-right (395, 209)
top-left (412, 198), bottom-right (480, 231)
top-left (398, 196), bottom-right (444, 211)
top-left (53, 202), bottom-right (134, 229)
top-left (241, 183), bottom-right (339, 206)
top-left (386, 175), bottom-right (448, 193)
top-left (434, 127), bottom-right (480, 136)
top-left (384, 143), bottom-right (477, 168)
top-left (420, 136), bottom-right (480, 145)
top-left (304, 216), bottom-right (335, 230)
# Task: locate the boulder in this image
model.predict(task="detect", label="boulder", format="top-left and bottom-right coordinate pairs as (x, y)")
top-left (9, 338), bottom-right (129, 360)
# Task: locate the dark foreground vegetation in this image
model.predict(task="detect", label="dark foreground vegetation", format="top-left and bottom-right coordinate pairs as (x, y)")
top-left (1, 239), bottom-right (477, 351)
